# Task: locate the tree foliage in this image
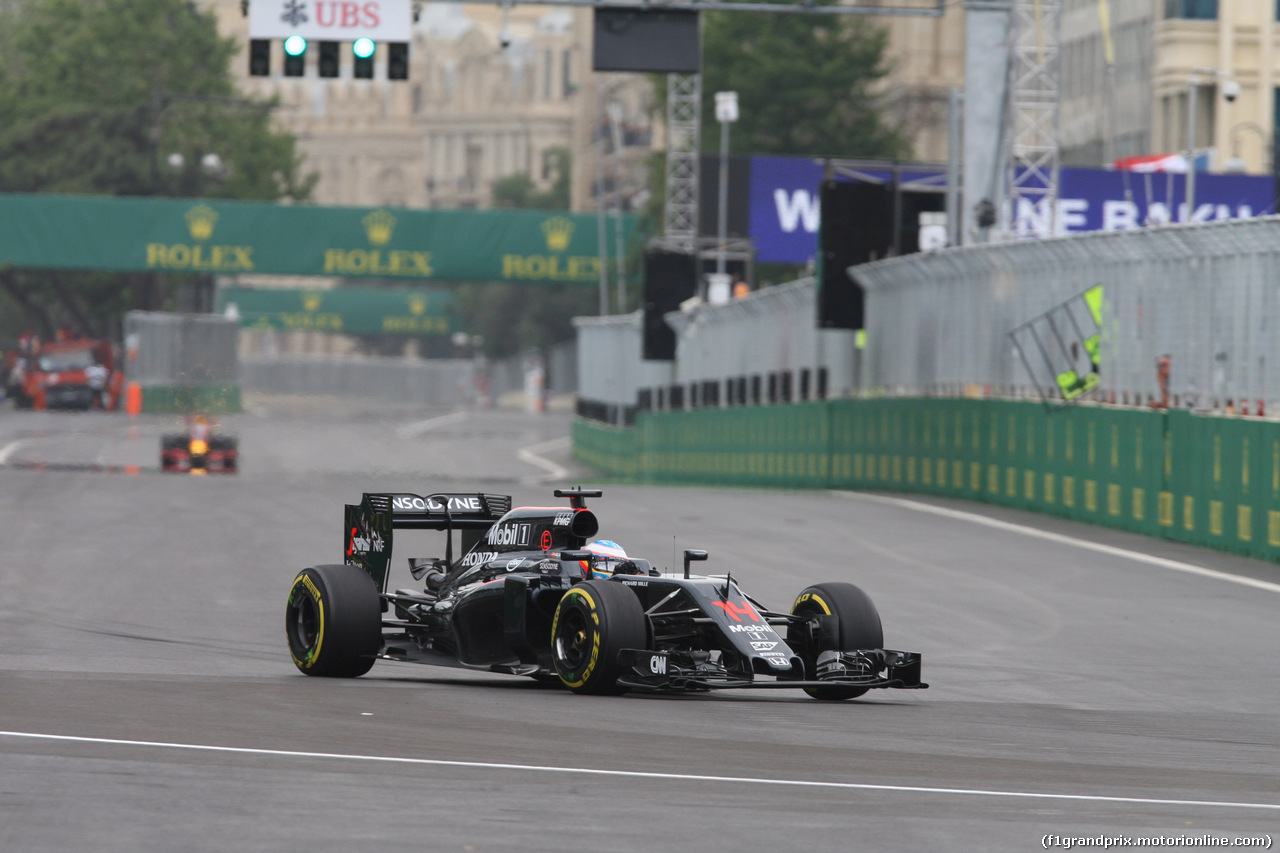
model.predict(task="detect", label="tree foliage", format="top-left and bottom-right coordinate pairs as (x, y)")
top-left (490, 146), bottom-right (572, 211)
top-left (471, 146), bottom-right (593, 358)
top-left (456, 283), bottom-right (595, 362)
top-left (0, 0), bottom-right (315, 341)
top-left (699, 8), bottom-right (908, 159)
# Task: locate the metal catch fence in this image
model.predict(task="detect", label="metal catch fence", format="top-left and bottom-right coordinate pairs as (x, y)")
top-left (573, 280), bottom-right (861, 423)
top-left (239, 355), bottom-right (477, 406)
top-left (851, 216), bottom-right (1280, 415)
top-left (123, 311), bottom-right (239, 385)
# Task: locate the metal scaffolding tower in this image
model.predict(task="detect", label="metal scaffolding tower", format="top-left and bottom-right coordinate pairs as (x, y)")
top-left (660, 73), bottom-right (702, 253)
top-left (1005, 0), bottom-right (1062, 237)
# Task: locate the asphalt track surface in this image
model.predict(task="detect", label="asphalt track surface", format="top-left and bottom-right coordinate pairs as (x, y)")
top-left (2, 396), bottom-right (1279, 851)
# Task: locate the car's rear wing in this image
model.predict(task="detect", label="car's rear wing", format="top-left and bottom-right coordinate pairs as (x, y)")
top-left (345, 492), bottom-right (511, 592)
top-left (370, 492), bottom-right (511, 530)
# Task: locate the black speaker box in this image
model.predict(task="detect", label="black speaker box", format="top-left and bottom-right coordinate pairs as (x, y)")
top-left (818, 180), bottom-right (893, 329)
top-left (642, 249), bottom-right (697, 360)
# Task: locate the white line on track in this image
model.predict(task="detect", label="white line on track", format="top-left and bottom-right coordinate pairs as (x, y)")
top-left (518, 436), bottom-right (570, 484)
top-left (1, 730), bottom-right (1276, 812)
top-left (395, 410), bottom-right (469, 439)
top-left (0, 440), bottom-right (23, 465)
top-left (834, 491), bottom-right (1280, 595)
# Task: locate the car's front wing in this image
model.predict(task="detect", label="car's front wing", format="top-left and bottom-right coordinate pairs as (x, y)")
top-left (614, 648), bottom-right (927, 692)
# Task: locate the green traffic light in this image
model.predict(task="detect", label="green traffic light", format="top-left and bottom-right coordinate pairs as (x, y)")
top-left (284, 35), bottom-right (307, 56)
top-left (353, 38), bottom-right (375, 59)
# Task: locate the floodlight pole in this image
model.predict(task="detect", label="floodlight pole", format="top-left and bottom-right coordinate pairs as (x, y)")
top-left (714, 91), bottom-right (738, 275)
top-left (596, 86), bottom-right (609, 314)
top-left (1185, 66), bottom-right (1236, 220)
top-left (1186, 71), bottom-right (1200, 220)
top-left (717, 119), bottom-right (729, 274)
top-left (607, 101), bottom-right (627, 310)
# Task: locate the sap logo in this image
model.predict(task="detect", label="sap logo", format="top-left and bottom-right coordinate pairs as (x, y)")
top-left (774, 189), bottom-right (820, 234)
top-left (648, 655), bottom-right (667, 675)
top-left (750, 641), bottom-right (777, 652)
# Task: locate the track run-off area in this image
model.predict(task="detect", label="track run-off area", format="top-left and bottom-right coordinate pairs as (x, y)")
top-left (1, 396), bottom-right (1278, 851)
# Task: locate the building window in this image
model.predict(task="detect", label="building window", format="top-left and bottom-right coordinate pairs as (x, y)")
top-left (562, 49), bottom-right (574, 98)
top-left (1165, 0), bottom-right (1217, 19)
top-left (465, 143), bottom-right (482, 191)
top-left (543, 50), bottom-right (553, 100)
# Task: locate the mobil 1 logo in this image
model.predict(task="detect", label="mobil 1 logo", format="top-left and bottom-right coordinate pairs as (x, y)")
top-left (486, 522), bottom-right (532, 547)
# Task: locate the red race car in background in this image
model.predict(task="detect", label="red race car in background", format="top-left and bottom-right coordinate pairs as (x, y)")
top-left (161, 415), bottom-right (238, 474)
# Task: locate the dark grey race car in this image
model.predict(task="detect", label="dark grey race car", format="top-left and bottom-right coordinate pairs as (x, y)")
top-left (285, 488), bottom-right (926, 698)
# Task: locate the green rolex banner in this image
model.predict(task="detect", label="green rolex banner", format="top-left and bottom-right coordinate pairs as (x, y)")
top-left (0, 192), bottom-right (637, 285)
top-left (217, 286), bottom-right (463, 335)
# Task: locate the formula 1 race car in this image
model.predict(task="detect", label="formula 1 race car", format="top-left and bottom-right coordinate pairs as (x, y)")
top-left (160, 416), bottom-right (238, 474)
top-left (284, 488), bottom-right (926, 698)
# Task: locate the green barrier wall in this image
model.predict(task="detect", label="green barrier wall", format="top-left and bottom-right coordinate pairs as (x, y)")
top-left (141, 383), bottom-right (242, 415)
top-left (572, 399), bottom-right (1280, 563)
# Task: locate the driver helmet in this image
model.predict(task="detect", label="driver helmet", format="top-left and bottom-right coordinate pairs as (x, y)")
top-left (582, 539), bottom-right (629, 578)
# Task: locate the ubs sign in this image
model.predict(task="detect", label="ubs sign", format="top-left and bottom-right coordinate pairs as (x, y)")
top-left (249, 0), bottom-right (410, 41)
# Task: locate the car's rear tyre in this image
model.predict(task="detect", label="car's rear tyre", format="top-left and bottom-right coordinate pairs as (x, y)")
top-left (789, 582), bottom-right (883, 700)
top-left (551, 580), bottom-right (646, 695)
top-left (286, 564), bottom-right (382, 677)
top-left (160, 435), bottom-right (185, 470)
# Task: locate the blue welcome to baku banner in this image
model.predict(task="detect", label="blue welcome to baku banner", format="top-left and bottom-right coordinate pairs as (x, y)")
top-left (748, 155), bottom-right (1278, 264)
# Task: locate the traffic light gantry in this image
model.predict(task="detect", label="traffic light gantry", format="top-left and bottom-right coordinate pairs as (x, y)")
top-left (248, 38), bottom-right (407, 80)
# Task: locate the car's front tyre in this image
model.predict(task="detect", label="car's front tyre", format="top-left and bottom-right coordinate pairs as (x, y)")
top-left (551, 580), bottom-right (646, 695)
top-left (286, 564), bottom-right (382, 677)
top-left (789, 582), bottom-right (884, 700)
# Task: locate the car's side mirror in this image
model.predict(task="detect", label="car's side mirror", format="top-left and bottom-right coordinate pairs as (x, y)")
top-left (683, 549), bottom-right (708, 578)
top-left (560, 550), bottom-right (590, 581)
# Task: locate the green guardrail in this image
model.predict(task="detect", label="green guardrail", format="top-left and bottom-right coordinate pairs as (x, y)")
top-left (572, 399), bottom-right (1280, 564)
top-left (141, 383), bottom-right (241, 415)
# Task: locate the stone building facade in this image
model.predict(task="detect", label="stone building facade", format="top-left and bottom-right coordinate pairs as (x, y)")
top-left (205, 0), bottom-right (654, 211)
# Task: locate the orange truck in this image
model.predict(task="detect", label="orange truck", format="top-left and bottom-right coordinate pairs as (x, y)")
top-left (5, 338), bottom-right (123, 411)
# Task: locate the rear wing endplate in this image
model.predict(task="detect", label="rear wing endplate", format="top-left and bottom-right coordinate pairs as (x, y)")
top-left (344, 492), bottom-right (511, 592)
